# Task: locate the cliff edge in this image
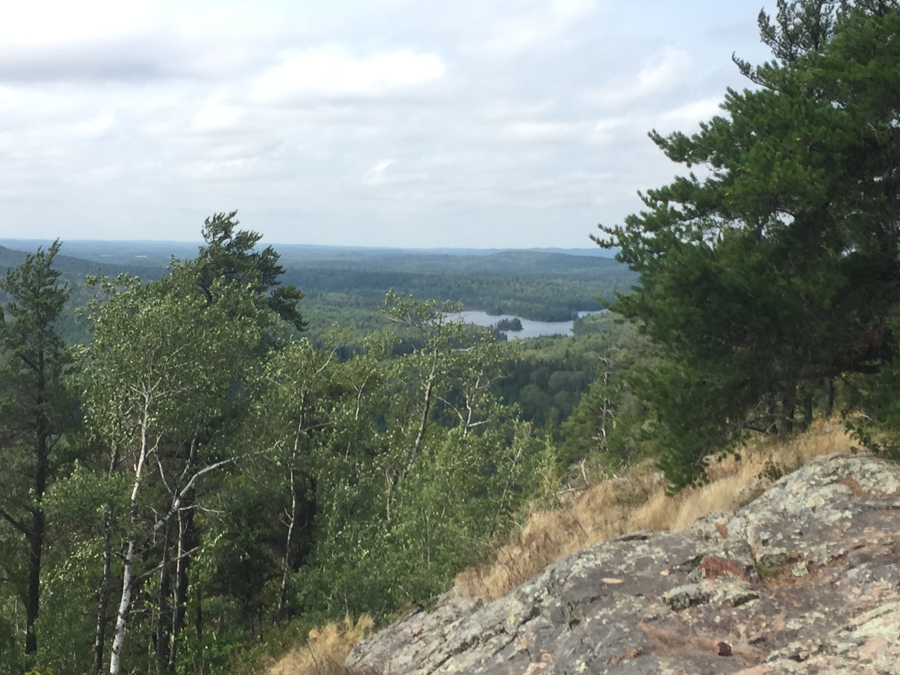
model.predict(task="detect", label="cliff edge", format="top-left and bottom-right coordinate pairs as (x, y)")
top-left (346, 453), bottom-right (900, 674)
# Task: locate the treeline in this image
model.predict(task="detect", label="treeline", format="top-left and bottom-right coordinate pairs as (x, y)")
top-left (0, 242), bottom-right (635, 326)
top-left (256, 266), bottom-right (624, 322)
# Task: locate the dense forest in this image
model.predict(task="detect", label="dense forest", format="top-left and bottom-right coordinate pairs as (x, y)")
top-left (0, 239), bottom-right (635, 326)
top-left (3, 1), bottom-right (900, 674)
top-left (0, 218), bottom-right (642, 675)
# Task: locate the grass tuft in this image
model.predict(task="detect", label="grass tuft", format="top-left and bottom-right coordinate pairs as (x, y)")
top-left (265, 615), bottom-right (374, 675)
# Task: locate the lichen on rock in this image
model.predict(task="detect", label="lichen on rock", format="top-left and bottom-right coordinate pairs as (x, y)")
top-left (345, 455), bottom-right (900, 674)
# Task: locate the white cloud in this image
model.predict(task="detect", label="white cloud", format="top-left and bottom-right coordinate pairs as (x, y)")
top-left (253, 49), bottom-right (446, 102)
top-left (585, 48), bottom-right (696, 109)
top-left (0, 0), bottom-right (161, 46)
top-left (465, 0), bottom-right (599, 56)
top-left (69, 114), bottom-right (116, 139)
top-left (0, 86), bottom-right (23, 110)
top-left (587, 117), bottom-right (629, 145)
top-left (192, 102), bottom-right (244, 132)
top-left (505, 121), bottom-right (583, 142)
top-left (364, 159), bottom-right (396, 185)
top-left (659, 96), bottom-right (725, 130)
top-left (0, 0), bottom-right (770, 248)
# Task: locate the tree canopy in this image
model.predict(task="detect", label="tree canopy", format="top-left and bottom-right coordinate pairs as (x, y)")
top-left (196, 211), bottom-right (307, 332)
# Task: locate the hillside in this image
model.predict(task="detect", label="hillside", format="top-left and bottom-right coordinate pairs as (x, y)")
top-left (266, 427), bottom-right (900, 674)
top-left (350, 448), bottom-right (900, 673)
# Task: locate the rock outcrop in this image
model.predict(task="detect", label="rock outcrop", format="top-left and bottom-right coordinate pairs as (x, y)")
top-left (346, 454), bottom-right (900, 674)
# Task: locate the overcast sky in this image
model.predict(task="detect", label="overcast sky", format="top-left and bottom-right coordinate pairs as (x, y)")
top-left (0, 0), bottom-right (774, 249)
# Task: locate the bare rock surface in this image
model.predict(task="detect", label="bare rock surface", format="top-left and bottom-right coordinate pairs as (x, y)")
top-left (345, 454), bottom-right (900, 674)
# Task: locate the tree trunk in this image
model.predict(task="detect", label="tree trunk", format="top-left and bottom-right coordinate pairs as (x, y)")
top-left (108, 403), bottom-right (230, 675)
top-left (155, 525), bottom-right (171, 675)
top-left (25, 492), bottom-right (44, 656)
top-left (822, 377), bottom-right (834, 419)
top-left (110, 403), bottom-right (151, 675)
top-left (278, 467), bottom-right (300, 620)
top-left (109, 538), bottom-right (137, 675)
top-left (25, 514), bottom-right (43, 655)
top-left (767, 401), bottom-right (779, 435)
top-left (779, 382), bottom-right (797, 438)
top-left (167, 502), bottom-right (195, 673)
top-left (94, 446), bottom-right (121, 675)
top-left (800, 390), bottom-right (814, 432)
top-left (410, 359), bottom-right (437, 470)
top-left (92, 524), bottom-right (113, 675)
top-left (25, 363), bottom-right (48, 656)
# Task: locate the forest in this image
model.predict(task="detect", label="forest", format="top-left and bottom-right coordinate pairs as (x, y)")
top-left (0, 218), bottom-right (642, 675)
top-left (3, 1), bottom-right (900, 674)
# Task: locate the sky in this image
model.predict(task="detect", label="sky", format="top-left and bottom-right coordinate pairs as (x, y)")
top-left (0, 0), bottom-right (774, 249)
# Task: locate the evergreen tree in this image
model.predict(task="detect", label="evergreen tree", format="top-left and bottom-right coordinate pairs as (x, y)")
top-left (598, 1), bottom-right (900, 487)
top-left (196, 211), bottom-right (307, 332)
top-left (0, 241), bottom-right (76, 659)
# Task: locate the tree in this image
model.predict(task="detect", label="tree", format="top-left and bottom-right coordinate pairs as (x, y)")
top-left (247, 295), bottom-right (544, 620)
top-left (78, 264), bottom-right (265, 675)
top-left (734, 0), bottom-right (840, 80)
top-left (250, 334), bottom-right (345, 620)
top-left (597, 1), bottom-right (900, 487)
top-left (195, 211), bottom-right (307, 332)
top-left (0, 241), bottom-right (76, 659)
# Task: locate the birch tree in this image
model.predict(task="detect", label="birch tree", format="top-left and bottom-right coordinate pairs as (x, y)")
top-left (79, 265), bottom-right (263, 675)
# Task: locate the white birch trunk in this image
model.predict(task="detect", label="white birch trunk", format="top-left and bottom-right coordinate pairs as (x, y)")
top-left (108, 539), bottom-right (136, 675)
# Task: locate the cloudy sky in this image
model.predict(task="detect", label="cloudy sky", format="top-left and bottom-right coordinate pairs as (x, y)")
top-left (0, 0), bottom-right (773, 249)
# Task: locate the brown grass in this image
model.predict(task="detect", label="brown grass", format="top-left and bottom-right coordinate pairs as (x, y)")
top-left (454, 422), bottom-right (855, 603)
top-left (265, 615), bottom-right (374, 675)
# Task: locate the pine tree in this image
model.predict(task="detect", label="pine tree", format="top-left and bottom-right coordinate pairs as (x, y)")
top-left (0, 241), bottom-right (76, 658)
top-left (196, 211), bottom-right (307, 332)
top-left (599, 1), bottom-right (900, 487)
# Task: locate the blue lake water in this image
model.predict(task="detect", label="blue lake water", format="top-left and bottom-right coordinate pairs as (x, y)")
top-left (456, 310), bottom-right (602, 339)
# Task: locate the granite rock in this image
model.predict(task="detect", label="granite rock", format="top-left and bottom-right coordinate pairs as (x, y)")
top-left (346, 454), bottom-right (900, 674)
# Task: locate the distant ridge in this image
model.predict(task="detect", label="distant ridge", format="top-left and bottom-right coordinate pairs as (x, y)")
top-left (0, 239), bottom-right (616, 260)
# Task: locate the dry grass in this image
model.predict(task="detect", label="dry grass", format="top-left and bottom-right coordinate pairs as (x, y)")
top-left (454, 422), bottom-right (855, 603)
top-left (265, 615), bottom-right (374, 675)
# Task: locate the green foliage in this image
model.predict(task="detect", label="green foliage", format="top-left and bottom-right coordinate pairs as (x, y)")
top-left (211, 293), bottom-right (546, 630)
top-left (844, 312), bottom-right (900, 459)
top-left (599, 1), bottom-right (900, 489)
top-left (196, 211), bottom-right (307, 332)
top-left (0, 240), bottom-right (78, 661)
top-left (2, 240), bottom-right (634, 347)
top-left (493, 317), bottom-right (523, 332)
top-left (72, 258), bottom-right (273, 675)
top-left (79, 265), bottom-right (264, 450)
top-left (495, 314), bottom-right (640, 438)
top-left (0, 226), bottom-right (645, 674)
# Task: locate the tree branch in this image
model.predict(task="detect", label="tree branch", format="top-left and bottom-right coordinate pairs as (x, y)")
top-left (132, 546), bottom-right (201, 587)
top-left (0, 505), bottom-right (30, 537)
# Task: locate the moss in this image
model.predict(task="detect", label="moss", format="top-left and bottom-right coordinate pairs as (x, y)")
top-left (757, 563), bottom-right (782, 579)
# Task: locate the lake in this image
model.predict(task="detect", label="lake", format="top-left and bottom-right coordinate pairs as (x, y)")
top-left (456, 310), bottom-right (602, 339)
